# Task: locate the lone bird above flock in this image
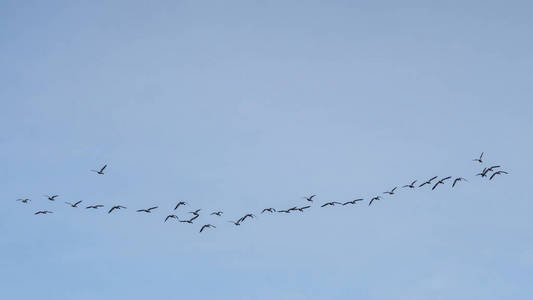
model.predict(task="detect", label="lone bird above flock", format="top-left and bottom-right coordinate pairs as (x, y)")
top-left (174, 201), bottom-right (187, 210)
top-left (343, 199), bottom-right (363, 206)
top-left (137, 206), bottom-right (158, 213)
top-left (303, 195), bottom-right (316, 202)
top-left (108, 205), bottom-right (126, 214)
top-left (402, 180), bottom-right (417, 189)
top-left (44, 195), bottom-right (58, 201)
top-left (65, 200), bottom-right (82, 207)
top-left (432, 176), bottom-right (452, 190)
top-left (35, 210), bottom-right (53, 215)
top-left (383, 187), bottom-right (397, 195)
top-left (473, 152), bottom-right (484, 163)
top-left (86, 205), bottom-right (104, 209)
top-left (419, 176), bottom-right (438, 187)
top-left (199, 224), bottom-right (216, 233)
top-left (91, 164), bottom-right (107, 175)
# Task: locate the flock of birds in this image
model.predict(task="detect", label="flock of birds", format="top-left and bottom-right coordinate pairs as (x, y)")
top-left (17, 152), bottom-right (508, 233)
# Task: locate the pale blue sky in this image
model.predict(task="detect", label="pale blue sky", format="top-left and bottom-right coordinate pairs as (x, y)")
top-left (1, 1), bottom-right (532, 299)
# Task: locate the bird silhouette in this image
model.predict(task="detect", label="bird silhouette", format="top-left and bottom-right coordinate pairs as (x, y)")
top-left (476, 168), bottom-right (490, 178)
top-left (189, 209), bottom-right (201, 216)
top-left (65, 201), bottom-right (82, 207)
top-left (432, 176), bottom-right (452, 190)
top-left (303, 195), bottom-right (316, 202)
top-left (108, 205), bottom-right (126, 214)
top-left (402, 180), bottom-right (417, 188)
top-left (137, 206), bottom-right (158, 213)
top-left (91, 164), bottom-right (107, 175)
top-left (179, 215), bottom-right (198, 224)
top-left (296, 206), bottom-right (311, 212)
top-left (261, 208), bottom-right (276, 213)
top-left (164, 214), bottom-right (178, 222)
top-left (473, 152), bottom-right (484, 163)
top-left (486, 165), bottom-right (501, 172)
top-left (419, 176), bottom-right (438, 187)
top-left (86, 205), bottom-right (104, 209)
top-left (342, 199), bottom-right (364, 205)
top-left (239, 214), bottom-right (255, 223)
top-left (210, 211), bottom-right (223, 216)
top-left (44, 195), bottom-right (59, 201)
top-left (228, 220), bottom-right (241, 226)
top-left (278, 209), bottom-right (291, 213)
top-left (369, 196), bottom-right (381, 206)
top-left (321, 202), bottom-right (341, 207)
top-left (174, 201), bottom-right (187, 210)
top-left (17, 198), bottom-right (31, 203)
top-left (383, 187), bottom-right (397, 195)
top-left (490, 170), bottom-right (508, 180)
top-left (35, 210), bottom-right (53, 215)
top-left (452, 177), bottom-right (468, 187)
top-left (199, 224), bottom-right (216, 233)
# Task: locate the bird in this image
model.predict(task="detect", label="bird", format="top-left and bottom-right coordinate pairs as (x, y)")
top-left (321, 202), bottom-right (341, 207)
top-left (486, 165), bottom-right (501, 172)
top-left (342, 198), bottom-right (364, 206)
top-left (228, 220), bottom-right (241, 226)
top-left (35, 210), bottom-right (53, 215)
top-left (473, 152), bottom-right (484, 163)
top-left (287, 206), bottom-right (299, 212)
top-left (432, 176), bottom-right (452, 190)
top-left (452, 177), bottom-right (468, 187)
top-left (189, 209), bottom-right (201, 216)
top-left (44, 195), bottom-right (59, 201)
top-left (303, 195), bottom-right (316, 202)
top-left (277, 209), bottom-right (291, 213)
top-left (17, 198), bottom-right (31, 203)
top-left (164, 214), bottom-right (179, 222)
top-left (261, 208), bottom-right (276, 213)
top-left (91, 164), bottom-right (107, 175)
top-left (402, 180), bottom-right (417, 188)
top-left (296, 206), bottom-right (311, 212)
top-left (189, 214), bottom-right (199, 222)
top-left (86, 205), bottom-right (104, 209)
top-left (369, 196), bottom-right (381, 206)
top-left (108, 205), bottom-right (126, 214)
top-left (65, 200), bottom-right (82, 207)
top-left (239, 214), bottom-right (255, 223)
top-left (179, 215), bottom-right (198, 224)
top-left (490, 170), bottom-right (508, 180)
top-left (419, 176), bottom-right (438, 187)
top-left (210, 211), bottom-right (223, 216)
top-left (174, 201), bottom-right (187, 210)
top-left (137, 206), bottom-right (158, 213)
top-left (199, 224), bottom-right (216, 233)
top-left (383, 187), bottom-right (397, 195)
top-left (476, 168), bottom-right (490, 178)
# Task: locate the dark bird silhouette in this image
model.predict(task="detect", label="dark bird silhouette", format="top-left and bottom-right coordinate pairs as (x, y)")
top-left (419, 176), bottom-right (438, 187)
top-left (86, 205), bottom-right (104, 209)
top-left (303, 195), bottom-right (316, 202)
top-left (35, 210), bottom-right (53, 215)
top-left (432, 176), bottom-right (452, 190)
top-left (490, 170), bottom-right (508, 180)
top-left (287, 206), bottom-right (299, 212)
top-left (321, 202), bottom-right (341, 207)
top-left (342, 198), bottom-right (364, 206)
top-left (65, 200), bottom-right (82, 207)
top-left (137, 206), bottom-right (158, 213)
top-left (261, 208), bottom-right (276, 214)
top-left (239, 214), bottom-right (255, 223)
top-left (402, 180), bottom-right (417, 189)
top-left (210, 211), bottom-right (223, 216)
top-left (473, 152), bottom-right (484, 163)
top-left (44, 195), bottom-right (59, 201)
top-left (174, 201), bottom-right (187, 210)
top-left (199, 224), bottom-right (216, 233)
top-left (296, 206), bottom-right (311, 212)
top-left (369, 196), bottom-right (381, 206)
top-left (228, 220), bottom-right (241, 226)
top-left (487, 165), bottom-right (501, 172)
top-left (91, 164), bottom-right (107, 175)
top-left (17, 198), bottom-right (31, 203)
top-left (476, 168), bottom-right (490, 178)
top-left (278, 209), bottom-right (291, 213)
top-left (164, 214), bottom-right (178, 222)
top-left (179, 215), bottom-right (198, 224)
top-left (383, 187), bottom-right (397, 195)
top-left (108, 205), bottom-right (126, 214)
top-left (452, 177), bottom-right (468, 187)
top-left (189, 209), bottom-right (201, 216)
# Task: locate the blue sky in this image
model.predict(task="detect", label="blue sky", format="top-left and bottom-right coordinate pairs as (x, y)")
top-left (1, 1), bottom-right (532, 299)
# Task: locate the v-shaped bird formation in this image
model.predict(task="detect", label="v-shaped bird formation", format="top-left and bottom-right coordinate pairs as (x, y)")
top-left (16, 153), bottom-right (509, 233)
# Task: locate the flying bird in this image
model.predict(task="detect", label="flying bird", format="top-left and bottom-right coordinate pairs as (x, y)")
top-left (261, 208), bottom-right (276, 213)
top-left (179, 215), bottom-right (198, 224)
top-left (490, 170), bottom-right (508, 180)
top-left (342, 198), bottom-right (364, 206)
top-left (296, 206), bottom-right (311, 212)
top-left (277, 209), bottom-right (291, 213)
top-left (303, 195), bottom-right (316, 202)
top-left (383, 187), bottom-right (397, 195)
top-left (228, 220), bottom-right (241, 226)
top-left (174, 201), bottom-right (187, 210)
top-left (86, 205), bottom-right (104, 209)
top-left (189, 209), bottom-right (201, 216)
top-left (17, 198), bottom-right (31, 203)
top-left (210, 211), bottom-right (223, 216)
top-left (65, 201), bottom-right (82, 207)
top-left (402, 180), bottom-right (417, 188)
top-left (239, 214), bottom-right (255, 223)
top-left (473, 152), bottom-right (484, 163)
top-left (199, 224), bottom-right (216, 233)
top-left (91, 164), bottom-right (107, 175)
top-left (137, 206), bottom-right (158, 213)
top-left (452, 177), bottom-right (468, 187)
top-left (369, 196), bottom-right (381, 206)
top-left (164, 214), bottom-right (179, 222)
top-left (108, 205), bottom-right (126, 214)
top-left (486, 165), bottom-right (501, 172)
top-left (35, 210), bottom-right (53, 215)
top-left (432, 176), bottom-right (452, 190)
top-left (476, 168), bottom-right (490, 178)
top-left (44, 195), bottom-right (59, 201)
top-left (321, 202), bottom-right (341, 207)
top-left (419, 176), bottom-right (438, 187)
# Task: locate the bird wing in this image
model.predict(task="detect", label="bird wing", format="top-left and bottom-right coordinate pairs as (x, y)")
top-left (148, 206), bottom-right (158, 210)
top-left (100, 164), bottom-right (107, 172)
top-left (432, 182), bottom-right (439, 190)
top-left (108, 207), bottom-right (116, 213)
top-left (74, 201), bottom-right (82, 206)
top-left (429, 176), bottom-right (438, 182)
top-left (442, 176), bottom-right (452, 181)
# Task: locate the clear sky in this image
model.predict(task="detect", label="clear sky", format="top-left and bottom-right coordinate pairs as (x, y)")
top-left (1, 1), bottom-right (532, 299)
